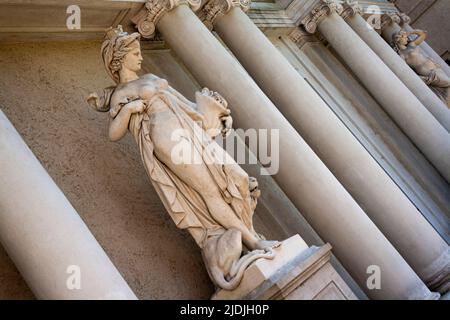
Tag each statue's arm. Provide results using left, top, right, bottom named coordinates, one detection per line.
left=195, top=90, right=233, bottom=138
left=409, top=30, right=427, bottom=46
left=109, top=99, right=146, bottom=142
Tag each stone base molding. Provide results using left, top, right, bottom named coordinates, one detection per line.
left=212, top=235, right=358, bottom=300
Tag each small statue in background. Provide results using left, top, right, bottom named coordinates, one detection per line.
left=393, top=29, right=450, bottom=108
left=87, top=26, right=279, bottom=291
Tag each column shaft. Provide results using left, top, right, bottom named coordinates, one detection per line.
left=155, top=4, right=437, bottom=299
left=317, top=12, right=450, bottom=183
left=381, top=15, right=402, bottom=43
left=345, top=13, right=450, bottom=131
left=211, top=5, right=449, bottom=294
left=0, top=111, right=137, bottom=300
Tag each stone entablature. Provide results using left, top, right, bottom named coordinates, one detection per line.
left=250, top=0, right=397, bottom=28
left=0, top=0, right=399, bottom=42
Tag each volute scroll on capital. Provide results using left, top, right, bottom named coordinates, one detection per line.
left=289, top=28, right=326, bottom=49
left=380, top=12, right=401, bottom=31
left=200, top=0, right=252, bottom=30
left=340, top=0, right=362, bottom=21
left=131, top=0, right=202, bottom=39
left=300, top=0, right=343, bottom=35
left=397, top=13, right=411, bottom=26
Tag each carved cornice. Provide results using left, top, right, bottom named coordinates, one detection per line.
left=380, top=13, right=401, bottom=31
left=397, top=12, right=411, bottom=26
left=131, top=0, right=202, bottom=39
left=340, top=0, right=362, bottom=21
left=200, top=0, right=251, bottom=30
left=300, top=0, right=343, bottom=34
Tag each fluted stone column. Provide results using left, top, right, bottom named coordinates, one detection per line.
left=131, top=1, right=440, bottom=299
left=0, top=111, right=137, bottom=300
left=301, top=0, right=450, bottom=183
left=341, top=1, right=450, bottom=132
left=197, top=0, right=450, bottom=294
left=397, top=13, right=450, bottom=78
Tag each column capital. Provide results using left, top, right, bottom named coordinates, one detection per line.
left=397, top=12, right=411, bottom=26
left=380, top=13, right=401, bottom=31
left=132, top=0, right=202, bottom=39
left=200, top=0, right=251, bottom=30
left=289, top=28, right=325, bottom=49
left=340, top=0, right=362, bottom=21
left=300, top=0, right=343, bottom=34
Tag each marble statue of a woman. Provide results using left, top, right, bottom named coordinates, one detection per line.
left=87, top=26, right=279, bottom=291
left=393, top=30, right=450, bottom=108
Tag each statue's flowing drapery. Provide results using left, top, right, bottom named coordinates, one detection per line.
left=422, top=70, right=450, bottom=108
left=111, top=89, right=257, bottom=248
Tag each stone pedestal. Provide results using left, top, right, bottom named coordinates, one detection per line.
left=212, top=235, right=357, bottom=300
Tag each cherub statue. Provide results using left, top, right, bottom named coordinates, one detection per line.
left=87, top=26, right=279, bottom=291
left=393, top=29, right=450, bottom=108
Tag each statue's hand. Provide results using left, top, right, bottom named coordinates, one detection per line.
left=124, top=99, right=147, bottom=114
left=220, top=110, right=233, bottom=137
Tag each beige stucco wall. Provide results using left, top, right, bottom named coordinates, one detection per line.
left=0, top=41, right=222, bottom=299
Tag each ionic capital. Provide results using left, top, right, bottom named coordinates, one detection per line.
left=380, top=13, right=401, bottom=31
left=340, top=0, right=362, bottom=21
left=289, top=28, right=324, bottom=49
left=132, top=0, right=202, bottom=39
left=300, top=0, right=343, bottom=34
left=200, top=0, right=251, bottom=30
left=397, top=13, right=411, bottom=26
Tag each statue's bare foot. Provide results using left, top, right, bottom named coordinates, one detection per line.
left=255, top=239, right=281, bottom=251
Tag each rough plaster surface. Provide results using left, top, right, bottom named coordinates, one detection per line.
left=0, top=41, right=222, bottom=299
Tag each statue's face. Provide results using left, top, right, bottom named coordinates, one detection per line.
left=398, top=33, right=408, bottom=46
left=122, top=40, right=143, bottom=73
